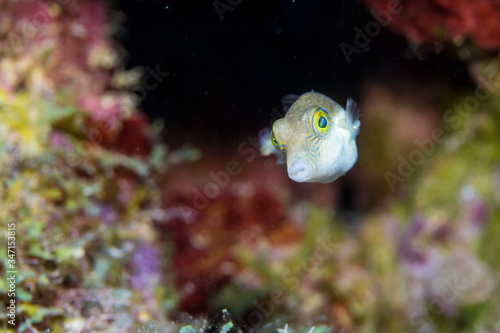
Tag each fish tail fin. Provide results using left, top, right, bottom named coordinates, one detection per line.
left=346, top=97, right=361, bottom=137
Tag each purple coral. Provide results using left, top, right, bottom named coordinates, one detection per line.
left=131, top=243, right=162, bottom=290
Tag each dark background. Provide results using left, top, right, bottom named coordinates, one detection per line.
left=114, top=0, right=473, bottom=149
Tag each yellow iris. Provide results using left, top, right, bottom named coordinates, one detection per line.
left=271, top=131, right=286, bottom=152
left=312, top=108, right=329, bottom=136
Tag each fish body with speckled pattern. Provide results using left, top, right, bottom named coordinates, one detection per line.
left=260, top=92, right=360, bottom=183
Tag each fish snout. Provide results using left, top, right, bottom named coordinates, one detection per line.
left=288, top=160, right=313, bottom=183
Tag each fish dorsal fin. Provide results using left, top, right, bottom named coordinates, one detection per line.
left=281, top=94, right=301, bottom=113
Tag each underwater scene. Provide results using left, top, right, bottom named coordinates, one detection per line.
left=1, top=0, right=500, bottom=332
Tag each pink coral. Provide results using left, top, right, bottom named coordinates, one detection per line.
left=362, top=0, right=500, bottom=50
left=0, top=0, right=153, bottom=155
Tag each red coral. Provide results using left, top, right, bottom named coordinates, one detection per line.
left=108, top=114, right=153, bottom=156
left=362, top=0, right=500, bottom=50
left=157, top=164, right=302, bottom=314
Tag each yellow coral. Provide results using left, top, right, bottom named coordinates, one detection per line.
left=0, top=88, right=74, bottom=155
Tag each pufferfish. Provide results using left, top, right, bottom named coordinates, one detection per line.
left=260, top=91, right=360, bottom=183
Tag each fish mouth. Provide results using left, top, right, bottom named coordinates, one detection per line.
left=288, top=161, right=313, bottom=183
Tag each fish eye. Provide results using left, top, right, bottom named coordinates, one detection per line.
left=271, top=131, right=279, bottom=149
left=271, top=130, right=286, bottom=152
left=312, top=108, right=329, bottom=136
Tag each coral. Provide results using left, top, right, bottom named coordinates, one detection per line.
left=0, top=0, right=190, bottom=331
left=0, top=134, right=189, bottom=330
left=1, top=0, right=500, bottom=332
left=0, top=0, right=148, bottom=156
left=158, top=173, right=303, bottom=314
left=362, top=0, right=500, bottom=50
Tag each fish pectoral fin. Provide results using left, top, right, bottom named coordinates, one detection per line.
left=276, top=153, right=286, bottom=164
left=346, top=97, right=361, bottom=126
left=353, top=119, right=361, bottom=136
left=258, top=128, right=274, bottom=156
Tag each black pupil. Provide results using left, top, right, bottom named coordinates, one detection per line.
left=271, top=133, right=277, bottom=145
left=318, top=116, right=327, bottom=128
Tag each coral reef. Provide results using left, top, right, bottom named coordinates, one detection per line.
left=0, top=0, right=148, bottom=155
left=362, top=0, right=500, bottom=50
left=0, top=0, right=185, bottom=331
left=0, top=0, right=499, bottom=332
left=159, top=171, right=302, bottom=315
